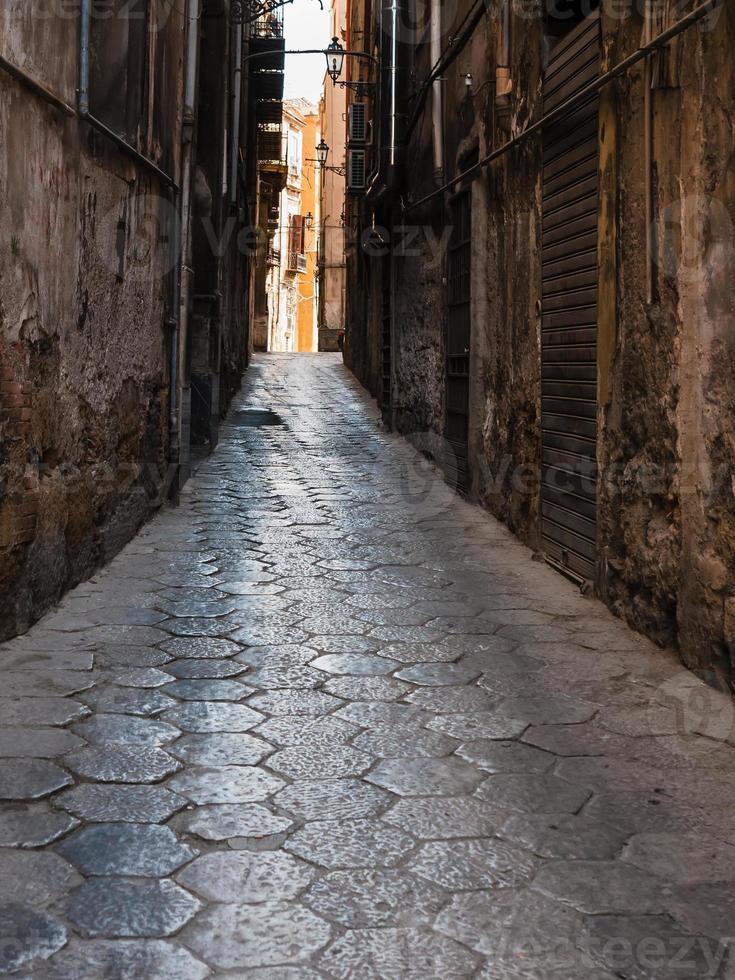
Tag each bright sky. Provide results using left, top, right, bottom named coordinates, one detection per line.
left=283, top=0, right=332, bottom=104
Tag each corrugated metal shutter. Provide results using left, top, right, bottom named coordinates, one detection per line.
left=445, top=191, right=471, bottom=491
left=541, top=11, right=601, bottom=582
left=381, top=254, right=391, bottom=411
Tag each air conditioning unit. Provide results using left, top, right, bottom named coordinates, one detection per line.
left=347, top=149, right=367, bottom=193
left=348, top=103, right=369, bottom=144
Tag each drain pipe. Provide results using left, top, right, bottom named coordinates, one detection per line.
left=230, top=20, right=243, bottom=207
left=167, top=183, right=182, bottom=500
left=176, top=0, right=202, bottom=486
left=366, top=0, right=409, bottom=208
left=644, top=0, right=655, bottom=304
left=79, top=0, right=91, bottom=116
left=430, top=0, right=444, bottom=185
left=185, top=0, right=200, bottom=121
left=495, top=0, right=512, bottom=128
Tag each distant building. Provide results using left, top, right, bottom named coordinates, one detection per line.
left=265, top=99, right=319, bottom=353
left=317, top=0, right=348, bottom=352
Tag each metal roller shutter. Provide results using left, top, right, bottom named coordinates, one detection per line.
left=541, top=11, right=601, bottom=582
left=446, top=191, right=471, bottom=491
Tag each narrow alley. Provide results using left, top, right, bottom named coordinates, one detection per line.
left=1, top=354, right=734, bottom=978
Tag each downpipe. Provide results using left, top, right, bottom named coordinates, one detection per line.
left=177, top=0, right=202, bottom=486
left=230, top=20, right=244, bottom=207
left=495, top=0, right=512, bottom=130
left=167, top=184, right=182, bottom=502
left=644, top=0, right=655, bottom=304
left=79, top=0, right=91, bottom=116
left=430, top=0, right=444, bottom=186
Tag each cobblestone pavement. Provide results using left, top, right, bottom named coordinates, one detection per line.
left=2, top=353, right=735, bottom=978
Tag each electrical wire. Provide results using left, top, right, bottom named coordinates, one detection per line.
left=404, top=0, right=725, bottom=213
left=406, top=0, right=490, bottom=137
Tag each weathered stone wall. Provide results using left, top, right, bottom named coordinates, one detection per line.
left=0, top=19, right=181, bottom=639
left=391, top=218, right=446, bottom=440
left=347, top=0, right=735, bottom=687
left=597, top=2, right=735, bottom=683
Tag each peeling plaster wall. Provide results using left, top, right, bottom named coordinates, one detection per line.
left=0, top=23, right=181, bottom=638
left=348, top=1, right=735, bottom=686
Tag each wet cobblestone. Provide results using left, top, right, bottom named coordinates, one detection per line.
left=1, top=354, right=734, bottom=977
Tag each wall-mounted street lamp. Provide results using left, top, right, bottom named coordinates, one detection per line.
left=304, top=211, right=314, bottom=229
left=242, top=45, right=377, bottom=98
left=324, top=36, right=374, bottom=96
left=326, top=37, right=346, bottom=82
left=316, top=139, right=330, bottom=166
left=308, top=141, right=346, bottom=176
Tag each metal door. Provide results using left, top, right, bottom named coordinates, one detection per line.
left=380, top=254, right=391, bottom=412
left=541, top=11, right=601, bottom=582
left=446, top=191, right=471, bottom=490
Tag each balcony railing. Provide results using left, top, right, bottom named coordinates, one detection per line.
left=251, top=5, right=285, bottom=38
left=257, top=129, right=288, bottom=168
left=287, top=252, right=307, bottom=274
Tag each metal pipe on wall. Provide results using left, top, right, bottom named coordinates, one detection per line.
left=430, top=0, right=444, bottom=185
left=366, top=0, right=410, bottom=205
left=644, top=1, right=655, bottom=304
left=171, top=0, right=203, bottom=491
left=77, top=0, right=178, bottom=189
left=185, top=0, right=201, bottom=117
left=406, top=0, right=487, bottom=139
left=79, top=0, right=91, bottom=115
left=0, top=56, right=75, bottom=115
left=178, top=0, right=202, bottom=483
left=404, top=0, right=724, bottom=213
left=230, top=21, right=243, bottom=206
left=167, top=183, right=182, bottom=499
left=495, top=0, right=512, bottom=123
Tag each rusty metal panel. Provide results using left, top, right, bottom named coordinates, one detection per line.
left=541, top=11, right=601, bottom=582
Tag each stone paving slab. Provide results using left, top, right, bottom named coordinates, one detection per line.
left=1, top=353, right=734, bottom=976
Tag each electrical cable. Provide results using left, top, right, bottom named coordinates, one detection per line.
left=406, top=0, right=490, bottom=137
left=404, top=0, right=724, bottom=213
